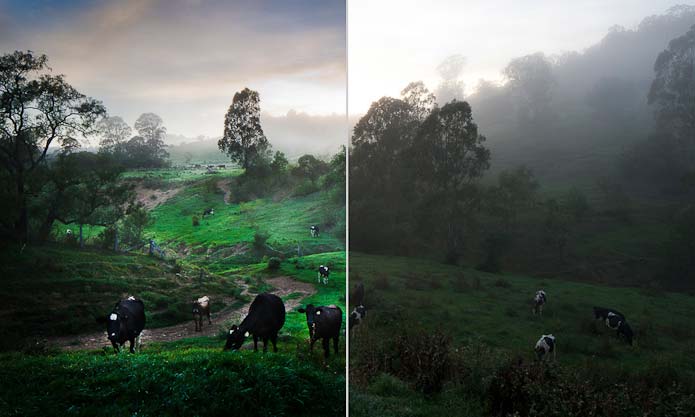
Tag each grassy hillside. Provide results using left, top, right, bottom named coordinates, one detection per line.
left=349, top=253, right=695, bottom=416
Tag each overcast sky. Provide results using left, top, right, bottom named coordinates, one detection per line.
left=348, top=0, right=686, bottom=115
left=0, top=0, right=346, bottom=138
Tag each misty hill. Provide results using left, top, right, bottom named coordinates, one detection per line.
left=465, top=5, right=695, bottom=191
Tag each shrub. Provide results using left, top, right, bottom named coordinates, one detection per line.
left=192, top=215, right=200, bottom=227
left=253, top=230, right=270, bottom=250
left=268, top=257, right=281, bottom=270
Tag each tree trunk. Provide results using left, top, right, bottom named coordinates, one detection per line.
left=113, top=228, right=119, bottom=252
left=14, top=171, right=29, bottom=243
left=37, top=216, right=56, bottom=243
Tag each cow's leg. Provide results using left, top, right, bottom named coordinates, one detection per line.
left=111, top=341, right=119, bottom=354
left=129, top=338, right=135, bottom=354
left=322, top=338, right=330, bottom=359
left=262, top=337, right=269, bottom=353
left=540, top=305, right=543, bottom=316
left=207, top=311, right=212, bottom=324
left=253, top=334, right=259, bottom=351
left=333, top=335, right=340, bottom=355
left=310, top=336, right=316, bottom=352
left=271, top=334, right=278, bottom=352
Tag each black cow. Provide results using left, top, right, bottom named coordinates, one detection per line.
left=217, top=164, right=226, bottom=169
left=318, top=265, right=329, bottom=285
left=297, top=304, right=342, bottom=358
left=225, top=293, right=286, bottom=352
left=203, top=208, right=214, bottom=216
left=532, top=290, right=547, bottom=315
left=310, top=225, right=320, bottom=237
left=351, top=282, right=365, bottom=307
left=593, top=307, right=633, bottom=345
left=349, top=305, right=366, bottom=330
left=97, top=296, right=146, bottom=353
left=192, top=296, right=211, bottom=332
left=534, top=334, right=556, bottom=360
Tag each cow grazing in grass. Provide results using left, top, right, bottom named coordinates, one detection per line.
left=192, top=296, right=211, bottom=331
left=318, top=265, right=329, bottom=284
left=310, top=225, right=320, bottom=237
left=225, top=293, right=286, bottom=352
left=202, top=208, right=214, bottom=216
left=532, top=290, right=547, bottom=315
left=97, top=296, right=146, bottom=353
left=534, top=334, right=556, bottom=360
left=217, top=164, right=226, bottom=169
left=593, top=307, right=633, bottom=345
left=351, top=282, right=365, bottom=307
left=349, top=305, right=366, bottom=331
left=297, top=304, right=342, bottom=358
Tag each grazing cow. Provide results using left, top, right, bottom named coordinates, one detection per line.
left=217, top=164, right=226, bottom=168
left=349, top=305, right=366, bottom=330
left=96, top=296, right=146, bottom=353
left=225, top=293, right=286, bottom=352
left=532, top=290, right=547, bottom=315
left=318, top=265, right=330, bottom=285
left=351, top=282, right=365, bottom=307
left=310, top=225, right=320, bottom=237
left=192, top=296, right=211, bottom=332
left=593, top=307, right=633, bottom=345
left=297, top=304, right=342, bottom=358
left=202, top=208, right=214, bottom=216
left=66, top=229, right=73, bottom=236
left=534, top=334, right=556, bottom=360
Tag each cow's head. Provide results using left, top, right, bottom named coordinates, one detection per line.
left=97, top=312, right=127, bottom=343
left=224, top=325, right=248, bottom=351
left=297, top=304, right=319, bottom=338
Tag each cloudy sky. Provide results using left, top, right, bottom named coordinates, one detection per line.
left=0, top=0, right=346, bottom=139
left=348, top=0, right=685, bottom=115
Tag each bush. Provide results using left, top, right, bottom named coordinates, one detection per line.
left=268, top=257, right=281, bottom=270
left=192, top=215, right=200, bottom=227
left=253, top=230, right=270, bottom=250
left=293, top=180, right=320, bottom=197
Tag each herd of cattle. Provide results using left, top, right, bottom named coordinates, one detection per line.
left=98, top=291, right=343, bottom=358
left=531, top=289, right=635, bottom=360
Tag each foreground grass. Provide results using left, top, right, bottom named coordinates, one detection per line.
left=349, top=253, right=695, bottom=416
left=0, top=348, right=344, bottom=417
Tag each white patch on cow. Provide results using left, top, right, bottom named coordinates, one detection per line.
left=316, top=310, right=321, bottom=315
left=127, top=296, right=135, bottom=301
left=229, top=329, right=234, bottom=334
left=111, top=333, right=116, bottom=336
left=244, top=332, right=250, bottom=337
left=109, top=313, right=118, bottom=321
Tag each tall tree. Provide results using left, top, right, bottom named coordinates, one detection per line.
left=503, top=52, right=555, bottom=124
left=648, top=25, right=695, bottom=153
left=401, top=81, right=436, bottom=121
left=0, top=51, right=105, bottom=242
left=219, top=88, right=269, bottom=170
left=134, top=112, right=169, bottom=161
left=97, top=116, right=131, bottom=152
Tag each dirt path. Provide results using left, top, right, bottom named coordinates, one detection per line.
left=217, top=179, right=232, bottom=205
left=135, top=185, right=183, bottom=210
left=49, top=276, right=315, bottom=351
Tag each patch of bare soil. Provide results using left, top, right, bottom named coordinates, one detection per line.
left=217, top=179, right=233, bottom=204
left=48, top=276, right=315, bottom=352
left=135, top=185, right=182, bottom=210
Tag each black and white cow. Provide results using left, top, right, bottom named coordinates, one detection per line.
left=310, top=225, right=320, bottom=238
left=202, top=208, right=214, bottom=216
left=532, top=290, right=547, bottom=315
left=349, top=305, right=366, bottom=331
left=192, top=296, right=211, bottom=332
left=97, top=296, right=146, bottom=353
left=297, top=304, right=342, bottom=358
left=593, top=306, right=633, bottom=345
left=225, top=293, right=286, bottom=352
left=534, top=334, right=556, bottom=360
left=318, top=265, right=330, bottom=285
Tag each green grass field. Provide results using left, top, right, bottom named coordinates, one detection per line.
left=349, top=253, right=695, bottom=416
left=1, top=166, right=346, bottom=416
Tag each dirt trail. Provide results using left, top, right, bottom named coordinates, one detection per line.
left=49, top=276, right=315, bottom=351
left=217, top=179, right=232, bottom=204
left=135, top=185, right=183, bottom=210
